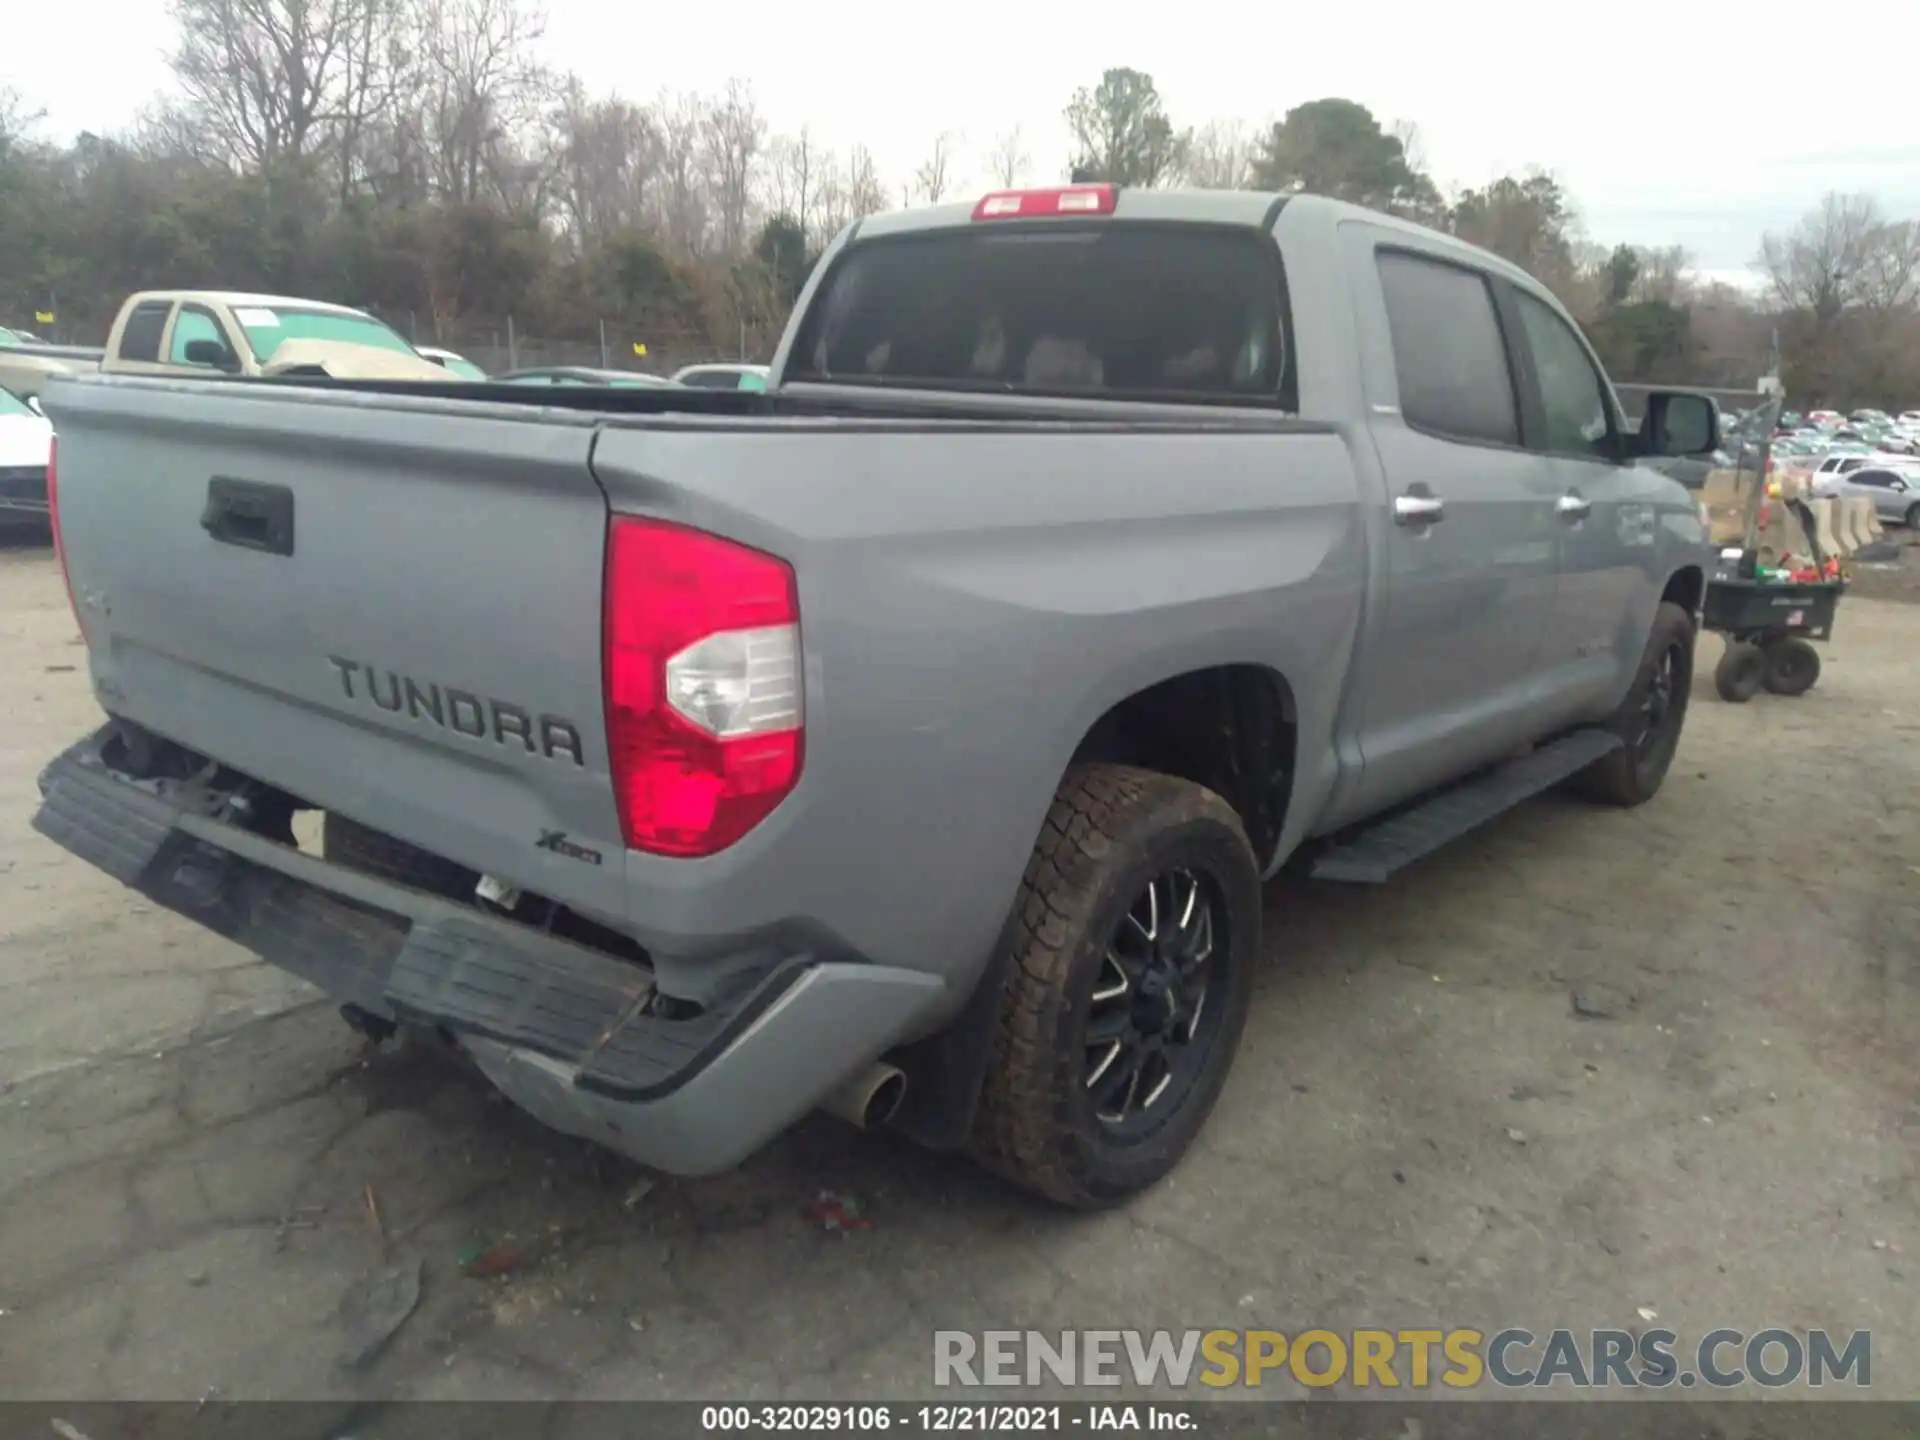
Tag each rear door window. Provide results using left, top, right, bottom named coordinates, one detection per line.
left=117, top=302, right=172, bottom=363
left=787, top=224, right=1291, bottom=405
left=1375, top=250, right=1519, bottom=446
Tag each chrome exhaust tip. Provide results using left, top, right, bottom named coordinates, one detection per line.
left=822, top=1062, right=907, bottom=1131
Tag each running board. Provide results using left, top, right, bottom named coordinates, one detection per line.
left=1309, top=729, right=1625, bottom=884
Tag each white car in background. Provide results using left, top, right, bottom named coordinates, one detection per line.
left=670, top=362, right=770, bottom=391
left=0, top=383, right=54, bottom=526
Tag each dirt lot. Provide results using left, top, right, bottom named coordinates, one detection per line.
left=0, top=534, right=1915, bottom=1406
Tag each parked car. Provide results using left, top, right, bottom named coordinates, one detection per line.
left=671, top=362, right=770, bottom=391
left=94, top=291, right=449, bottom=383
left=33, top=185, right=1719, bottom=1207
left=496, top=366, right=679, bottom=387
left=0, top=340, right=105, bottom=403
left=1815, top=464, right=1920, bottom=527
left=0, top=383, right=52, bottom=526
left=415, top=346, right=489, bottom=381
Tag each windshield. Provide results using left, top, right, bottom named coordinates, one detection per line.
left=787, top=224, right=1290, bottom=405
left=0, top=328, right=19, bottom=346
left=232, top=306, right=417, bottom=363
left=0, top=386, right=33, bottom=417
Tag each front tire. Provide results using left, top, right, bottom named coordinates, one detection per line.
left=968, top=764, right=1260, bottom=1209
left=1905, top=502, right=1920, bottom=529
left=1570, top=601, right=1695, bottom=806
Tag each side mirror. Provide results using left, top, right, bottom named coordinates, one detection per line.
left=184, top=338, right=239, bottom=371
left=1640, top=391, right=1719, bottom=458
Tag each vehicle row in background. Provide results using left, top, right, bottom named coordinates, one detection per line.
left=10, top=297, right=772, bottom=395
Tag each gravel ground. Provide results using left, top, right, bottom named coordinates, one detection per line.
left=0, top=533, right=1915, bottom=1409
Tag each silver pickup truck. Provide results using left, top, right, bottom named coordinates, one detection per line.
left=32, top=187, right=1718, bottom=1207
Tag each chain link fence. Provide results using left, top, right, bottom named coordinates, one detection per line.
left=366, top=310, right=775, bottom=379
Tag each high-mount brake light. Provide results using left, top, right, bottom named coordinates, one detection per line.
left=602, top=517, right=803, bottom=858
left=970, top=185, right=1117, bottom=221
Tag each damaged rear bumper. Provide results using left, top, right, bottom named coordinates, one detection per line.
left=31, top=728, right=946, bottom=1175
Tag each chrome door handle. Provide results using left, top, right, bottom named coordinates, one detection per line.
left=1393, top=493, right=1446, bottom=525
left=1557, top=493, right=1592, bottom=520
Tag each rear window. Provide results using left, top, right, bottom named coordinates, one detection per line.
left=787, top=225, right=1291, bottom=405
left=117, top=302, right=171, bottom=362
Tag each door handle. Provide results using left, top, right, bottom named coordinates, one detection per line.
left=1393, top=493, right=1445, bottom=525
left=202, top=476, right=296, bottom=556
left=1556, top=493, right=1592, bottom=521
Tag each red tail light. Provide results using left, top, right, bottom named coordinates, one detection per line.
left=603, top=517, right=803, bottom=858
left=972, top=185, right=1116, bottom=221
left=45, top=435, right=88, bottom=645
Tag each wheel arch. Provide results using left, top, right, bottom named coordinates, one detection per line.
left=1661, top=563, right=1706, bottom=622
left=887, top=661, right=1296, bottom=1154
left=1066, top=663, right=1299, bottom=873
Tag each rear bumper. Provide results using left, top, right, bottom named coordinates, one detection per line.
left=31, top=728, right=947, bottom=1175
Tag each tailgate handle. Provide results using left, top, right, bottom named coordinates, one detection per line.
left=201, top=477, right=295, bottom=557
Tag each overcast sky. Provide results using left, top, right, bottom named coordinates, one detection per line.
left=12, top=0, right=1920, bottom=282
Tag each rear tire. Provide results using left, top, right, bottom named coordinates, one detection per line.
left=967, top=764, right=1260, bottom=1209
left=1762, top=637, right=1820, bottom=697
left=1905, top=503, right=1920, bottom=530
left=1569, top=601, right=1695, bottom=807
left=1714, top=642, right=1766, bottom=703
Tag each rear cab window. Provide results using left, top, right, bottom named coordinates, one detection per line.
left=787, top=223, right=1293, bottom=406
left=116, top=301, right=173, bottom=363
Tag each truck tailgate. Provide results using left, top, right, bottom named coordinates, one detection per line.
left=43, top=378, right=628, bottom=921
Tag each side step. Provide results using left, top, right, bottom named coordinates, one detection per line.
left=1309, top=728, right=1624, bottom=884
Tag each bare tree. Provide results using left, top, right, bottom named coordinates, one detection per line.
left=167, top=0, right=373, bottom=171
left=553, top=76, right=659, bottom=243
left=1631, top=244, right=1693, bottom=304
left=1858, top=218, right=1920, bottom=314
left=411, top=0, right=549, bottom=207
left=1182, top=119, right=1251, bottom=189
left=986, top=126, right=1027, bottom=188
left=810, top=150, right=847, bottom=239
left=842, top=145, right=889, bottom=219
left=913, top=131, right=957, bottom=203
left=653, top=90, right=710, bottom=256
left=765, top=126, right=819, bottom=247
left=1388, top=119, right=1427, bottom=176
left=701, top=79, right=764, bottom=256
left=0, top=87, right=47, bottom=161
left=332, top=0, right=411, bottom=202
left=1758, top=192, right=1885, bottom=324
